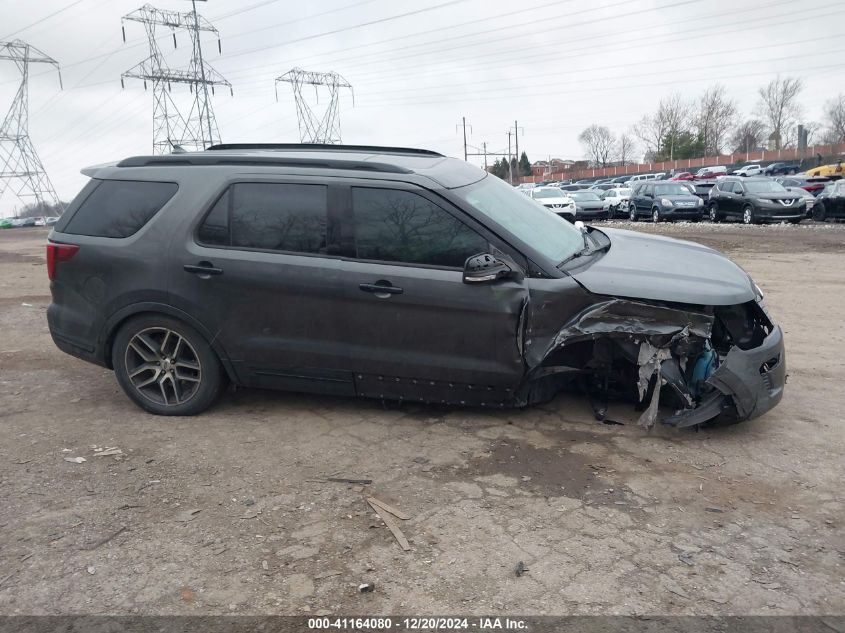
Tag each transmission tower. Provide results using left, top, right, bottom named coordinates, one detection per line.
left=0, top=40, right=62, bottom=211
left=275, top=68, right=353, bottom=144
left=121, top=2, right=231, bottom=154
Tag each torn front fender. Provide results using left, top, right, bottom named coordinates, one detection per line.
left=548, top=299, right=713, bottom=349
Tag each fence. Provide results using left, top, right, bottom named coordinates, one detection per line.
left=518, top=142, right=845, bottom=183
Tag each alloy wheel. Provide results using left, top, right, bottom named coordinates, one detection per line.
left=743, top=207, right=753, bottom=225
left=124, top=327, right=202, bottom=406
left=629, top=205, right=637, bottom=222
left=652, top=209, right=660, bottom=223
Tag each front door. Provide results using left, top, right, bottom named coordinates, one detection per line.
left=336, top=184, right=528, bottom=405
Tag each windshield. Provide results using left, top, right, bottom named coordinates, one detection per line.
left=569, top=192, right=600, bottom=201
left=745, top=180, right=786, bottom=193
left=453, top=175, right=584, bottom=264
left=654, top=184, right=693, bottom=196
left=534, top=188, right=564, bottom=199
left=615, top=188, right=632, bottom=196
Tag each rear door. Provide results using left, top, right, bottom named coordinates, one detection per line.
left=169, top=177, right=355, bottom=395
left=334, top=182, right=528, bottom=404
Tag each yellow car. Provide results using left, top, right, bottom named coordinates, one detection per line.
left=804, top=162, right=844, bottom=178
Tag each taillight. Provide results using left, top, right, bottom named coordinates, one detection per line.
left=46, top=243, right=79, bottom=280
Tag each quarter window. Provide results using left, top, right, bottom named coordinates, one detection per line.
left=352, top=187, right=488, bottom=268
left=62, top=179, right=177, bottom=238
left=197, top=183, right=329, bottom=254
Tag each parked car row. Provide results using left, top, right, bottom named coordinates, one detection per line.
left=0, top=216, right=59, bottom=228
left=519, top=174, right=845, bottom=225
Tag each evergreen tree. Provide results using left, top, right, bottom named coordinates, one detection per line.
left=518, top=151, right=531, bottom=176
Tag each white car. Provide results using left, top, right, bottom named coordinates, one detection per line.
left=529, top=186, right=576, bottom=220
left=516, top=183, right=536, bottom=195
left=734, top=164, right=763, bottom=177
left=600, top=188, right=632, bottom=217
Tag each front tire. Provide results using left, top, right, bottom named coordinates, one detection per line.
left=112, top=315, right=223, bottom=416
left=652, top=207, right=661, bottom=223
left=742, top=205, right=756, bottom=225
left=813, top=202, right=826, bottom=222
left=629, top=204, right=638, bottom=222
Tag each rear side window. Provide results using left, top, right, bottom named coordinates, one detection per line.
left=63, top=179, right=177, bottom=238
left=352, top=187, right=487, bottom=268
left=197, top=183, right=328, bottom=255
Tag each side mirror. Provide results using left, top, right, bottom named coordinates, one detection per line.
left=463, top=253, right=512, bottom=284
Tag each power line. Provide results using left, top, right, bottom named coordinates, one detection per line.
left=216, top=0, right=470, bottom=62
left=0, top=0, right=87, bottom=41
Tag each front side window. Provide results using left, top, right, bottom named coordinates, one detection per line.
left=352, top=187, right=488, bottom=268
left=63, top=179, right=177, bottom=238
left=197, top=183, right=328, bottom=254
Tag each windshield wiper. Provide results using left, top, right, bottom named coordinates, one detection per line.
left=558, top=230, right=609, bottom=268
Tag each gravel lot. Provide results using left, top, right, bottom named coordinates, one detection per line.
left=0, top=223, right=843, bottom=616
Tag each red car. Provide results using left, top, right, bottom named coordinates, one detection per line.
left=671, top=172, right=694, bottom=181
left=694, top=166, right=727, bottom=180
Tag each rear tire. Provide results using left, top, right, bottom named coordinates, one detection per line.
left=708, top=203, right=722, bottom=223
left=112, top=315, right=223, bottom=416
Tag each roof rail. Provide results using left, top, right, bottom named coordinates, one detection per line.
left=115, top=155, right=413, bottom=173
left=206, top=143, right=443, bottom=157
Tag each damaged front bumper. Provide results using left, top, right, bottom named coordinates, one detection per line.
left=520, top=297, right=786, bottom=428
left=664, top=324, right=785, bottom=428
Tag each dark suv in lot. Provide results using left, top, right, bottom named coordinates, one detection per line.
left=628, top=181, right=704, bottom=222
left=47, top=144, right=784, bottom=429
left=708, top=176, right=805, bottom=224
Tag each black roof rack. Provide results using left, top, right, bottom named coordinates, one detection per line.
left=116, top=154, right=413, bottom=173
left=206, top=143, right=443, bottom=157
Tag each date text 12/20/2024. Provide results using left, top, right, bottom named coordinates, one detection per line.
left=308, top=617, right=528, bottom=630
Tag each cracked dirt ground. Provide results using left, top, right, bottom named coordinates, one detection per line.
left=0, top=224, right=842, bottom=615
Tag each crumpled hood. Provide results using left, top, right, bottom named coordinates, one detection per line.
left=570, top=227, right=756, bottom=306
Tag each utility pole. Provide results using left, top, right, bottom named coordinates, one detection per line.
left=482, top=142, right=487, bottom=170
left=455, top=117, right=472, bottom=161
left=121, top=2, right=231, bottom=153
left=509, top=120, right=524, bottom=174
left=506, top=130, right=513, bottom=184
left=276, top=68, right=353, bottom=144
left=0, top=40, right=63, bottom=211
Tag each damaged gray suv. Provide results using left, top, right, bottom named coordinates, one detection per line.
left=47, top=144, right=785, bottom=427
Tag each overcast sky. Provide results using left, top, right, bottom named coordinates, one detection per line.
left=0, top=0, right=842, bottom=212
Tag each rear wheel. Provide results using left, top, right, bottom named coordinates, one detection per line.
left=708, top=203, right=722, bottom=223
left=629, top=204, right=638, bottom=222
left=112, top=315, right=224, bottom=416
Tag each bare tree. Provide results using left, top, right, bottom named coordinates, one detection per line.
left=633, top=114, right=666, bottom=158
left=694, top=85, right=737, bottom=156
left=578, top=124, right=616, bottom=167
left=731, top=119, right=767, bottom=153
left=658, top=93, right=692, bottom=161
left=822, top=94, right=845, bottom=144
left=756, top=76, right=803, bottom=150
left=616, top=133, right=637, bottom=166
